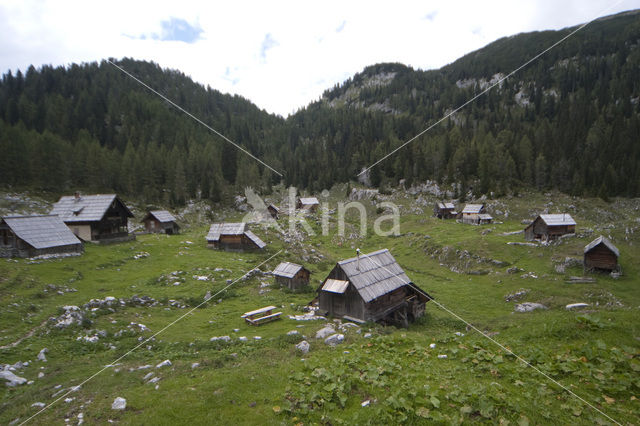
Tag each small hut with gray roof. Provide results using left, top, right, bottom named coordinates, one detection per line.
left=318, top=249, right=431, bottom=327
left=584, top=236, right=620, bottom=273
left=50, top=193, right=134, bottom=242
left=206, top=223, right=266, bottom=251
left=273, top=262, right=310, bottom=290
left=524, top=214, right=576, bottom=241
left=0, top=215, right=83, bottom=258
left=142, top=210, right=180, bottom=234
left=434, top=202, right=457, bottom=219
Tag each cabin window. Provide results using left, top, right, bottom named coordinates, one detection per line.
left=1, top=230, right=8, bottom=246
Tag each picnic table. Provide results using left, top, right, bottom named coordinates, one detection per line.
left=241, top=305, right=282, bottom=326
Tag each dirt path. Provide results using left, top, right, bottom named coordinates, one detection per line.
left=0, top=319, right=48, bottom=350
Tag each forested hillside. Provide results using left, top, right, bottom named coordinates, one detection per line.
left=1, top=10, right=639, bottom=202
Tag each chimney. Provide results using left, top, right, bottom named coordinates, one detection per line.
left=356, top=248, right=361, bottom=271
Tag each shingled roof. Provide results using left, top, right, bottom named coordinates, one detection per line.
left=584, top=236, right=619, bottom=257
left=51, top=194, right=133, bottom=223
left=299, top=197, right=319, bottom=206
left=539, top=214, right=576, bottom=226
left=1, top=215, right=82, bottom=249
left=206, top=223, right=266, bottom=249
left=144, top=210, right=177, bottom=223
left=437, top=202, right=455, bottom=209
left=462, top=204, right=484, bottom=214
left=273, top=262, right=306, bottom=278
left=333, top=249, right=417, bottom=303
left=206, top=223, right=247, bottom=241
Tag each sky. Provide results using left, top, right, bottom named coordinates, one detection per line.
left=1, top=0, right=639, bottom=117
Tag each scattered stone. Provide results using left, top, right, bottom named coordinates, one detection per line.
left=148, top=377, right=160, bottom=384
left=361, top=400, right=371, bottom=407
left=429, top=343, right=436, bottom=349
left=191, top=363, right=200, bottom=369
left=507, top=242, right=537, bottom=247
left=315, top=325, right=335, bottom=339
left=143, top=372, right=154, bottom=381
left=210, top=336, right=231, bottom=342
left=64, top=397, right=74, bottom=403
left=204, top=291, right=211, bottom=301
left=37, top=348, right=48, bottom=362
left=437, top=354, right=448, bottom=359
left=253, top=336, right=262, bottom=340
left=295, top=340, right=310, bottom=354
left=31, top=402, right=46, bottom=408
left=566, top=303, right=589, bottom=310
left=111, top=397, right=126, bottom=410
left=289, top=313, right=326, bottom=321
left=455, top=332, right=464, bottom=337
left=52, top=305, right=85, bottom=328
left=514, top=302, right=547, bottom=313
left=363, top=333, right=372, bottom=339
left=155, top=359, right=172, bottom=369
left=506, top=267, right=521, bottom=274
left=38, top=372, right=44, bottom=379
left=324, top=333, right=345, bottom=346
left=566, top=276, right=596, bottom=284
left=238, top=336, right=248, bottom=342
left=504, top=289, right=529, bottom=302
left=286, top=330, right=299, bottom=336
left=0, top=370, right=27, bottom=387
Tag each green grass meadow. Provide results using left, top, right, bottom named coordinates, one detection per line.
left=1, top=191, right=639, bottom=424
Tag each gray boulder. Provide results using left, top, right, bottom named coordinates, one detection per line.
left=566, top=303, right=589, bottom=310
left=315, top=325, right=335, bottom=339
left=111, top=397, right=126, bottom=410
left=514, top=302, right=547, bottom=313
left=295, top=340, right=310, bottom=354
left=0, top=370, right=27, bottom=387
left=324, top=333, right=345, bottom=346
left=37, top=348, right=48, bottom=362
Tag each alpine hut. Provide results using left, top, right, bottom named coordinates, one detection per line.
left=273, top=262, right=310, bottom=290
left=206, top=223, right=266, bottom=251
left=0, top=215, right=83, bottom=258
left=50, top=193, right=134, bottom=242
left=318, top=249, right=431, bottom=327
left=524, top=214, right=576, bottom=241
left=461, top=204, right=492, bottom=224
left=584, top=236, right=620, bottom=273
left=434, top=202, right=457, bottom=219
left=142, top=210, right=180, bottom=234
left=297, top=197, right=320, bottom=212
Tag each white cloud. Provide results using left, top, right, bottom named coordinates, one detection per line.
left=0, top=0, right=639, bottom=116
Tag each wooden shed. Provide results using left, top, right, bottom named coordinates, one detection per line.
left=267, top=204, right=279, bottom=220
left=50, top=193, right=134, bottom=243
left=206, top=223, right=266, bottom=251
left=584, top=236, right=619, bottom=273
left=524, top=214, right=576, bottom=241
left=434, top=202, right=457, bottom=219
left=273, top=262, right=310, bottom=290
left=461, top=204, right=491, bottom=224
left=142, top=210, right=180, bottom=234
left=318, top=249, right=431, bottom=327
left=0, top=215, right=83, bottom=258
left=297, top=197, right=320, bottom=212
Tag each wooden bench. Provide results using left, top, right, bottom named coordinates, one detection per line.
left=241, top=305, right=282, bottom=326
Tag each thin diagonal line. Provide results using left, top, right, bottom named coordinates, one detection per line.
left=20, top=249, right=283, bottom=425
left=107, top=60, right=283, bottom=177
left=355, top=250, right=620, bottom=425
left=358, top=0, right=625, bottom=177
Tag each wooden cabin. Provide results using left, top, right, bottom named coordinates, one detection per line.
left=584, top=236, right=619, bottom=273
left=142, top=210, right=180, bottom=234
left=461, top=204, right=491, bottom=224
left=50, top=193, right=134, bottom=243
left=273, top=262, right=310, bottom=290
left=434, top=202, right=457, bottom=219
left=267, top=204, right=279, bottom=220
left=206, top=223, right=266, bottom=251
left=297, top=197, right=320, bottom=212
left=318, top=249, right=431, bottom=327
left=524, top=214, right=576, bottom=241
left=0, top=215, right=83, bottom=258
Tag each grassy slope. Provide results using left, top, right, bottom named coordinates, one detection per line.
left=1, top=191, right=639, bottom=425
